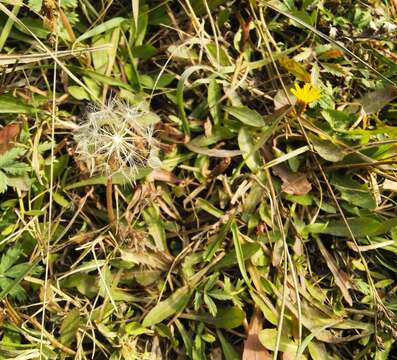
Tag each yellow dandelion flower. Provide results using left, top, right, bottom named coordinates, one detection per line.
left=290, top=83, right=322, bottom=104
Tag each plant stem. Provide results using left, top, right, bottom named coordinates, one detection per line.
left=0, top=5, right=21, bottom=52
left=106, top=176, right=115, bottom=228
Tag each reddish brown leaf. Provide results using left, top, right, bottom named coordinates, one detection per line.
left=262, top=144, right=311, bottom=196
left=272, top=165, right=312, bottom=196
left=150, top=169, right=181, bottom=184
left=242, top=308, right=271, bottom=360
left=0, top=124, right=20, bottom=154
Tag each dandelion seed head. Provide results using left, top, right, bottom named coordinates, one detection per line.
left=73, top=99, right=160, bottom=180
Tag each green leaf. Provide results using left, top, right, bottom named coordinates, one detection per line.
left=28, top=0, right=42, bottom=12
left=53, top=192, right=70, bottom=208
left=142, top=206, right=167, bottom=251
left=61, top=274, right=98, bottom=298
left=238, top=127, right=262, bottom=172
left=64, top=167, right=152, bottom=190
left=76, top=17, right=128, bottom=43
left=216, top=330, right=240, bottom=360
left=68, top=86, right=90, bottom=100
left=321, top=109, right=354, bottom=131
left=313, top=217, right=380, bottom=237
left=2, top=162, right=30, bottom=176
left=60, top=309, right=80, bottom=346
left=211, top=243, right=260, bottom=272
left=211, top=306, right=245, bottom=329
left=0, top=244, right=23, bottom=274
left=231, top=221, right=251, bottom=287
left=0, top=148, right=24, bottom=168
left=142, top=286, right=192, bottom=327
left=224, top=106, right=265, bottom=127
left=310, top=135, right=345, bottom=162
left=258, top=328, right=299, bottom=353
left=208, top=79, right=221, bottom=126
left=0, top=171, right=7, bottom=194
left=0, top=95, right=37, bottom=114
left=331, top=174, right=376, bottom=209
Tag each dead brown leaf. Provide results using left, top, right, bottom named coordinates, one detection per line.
left=262, top=144, right=311, bottom=195
left=272, top=165, right=312, bottom=195
left=0, top=124, right=20, bottom=154
left=150, top=169, right=181, bottom=183
left=242, top=307, right=271, bottom=360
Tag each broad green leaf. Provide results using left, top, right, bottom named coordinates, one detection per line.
left=0, top=95, right=36, bottom=114
left=258, top=328, right=300, bottom=353
left=142, top=286, right=192, bottom=327
left=312, top=217, right=381, bottom=237
left=60, top=309, right=80, bottom=346
left=196, top=198, right=224, bottom=218
left=211, top=306, right=245, bottom=329
left=68, top=85, right=90, bottom=100
left=61, top=274, right=98, bottom=298
left=331, top=174, right=376, bottom=210
left=53, top=192, right=70, bottom=207
left=310, top=136, right=345, bottom=162
left=224, top=106, right=265, bottom=127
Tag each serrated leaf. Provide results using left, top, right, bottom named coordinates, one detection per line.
left=0, top=148, right=24, bottom=168
left=0, top=171, right=7, bottom=193
left=2, top=162, right=30, bottom=175
left=0, top=244, right=23, bottom=274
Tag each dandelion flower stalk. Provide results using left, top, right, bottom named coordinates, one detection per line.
left=73, top=99, right=160, bottom=229
left=106, top=176, right=115, bottom=227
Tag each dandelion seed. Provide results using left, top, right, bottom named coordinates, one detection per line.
left=73, top=99, right=160, bottom=181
